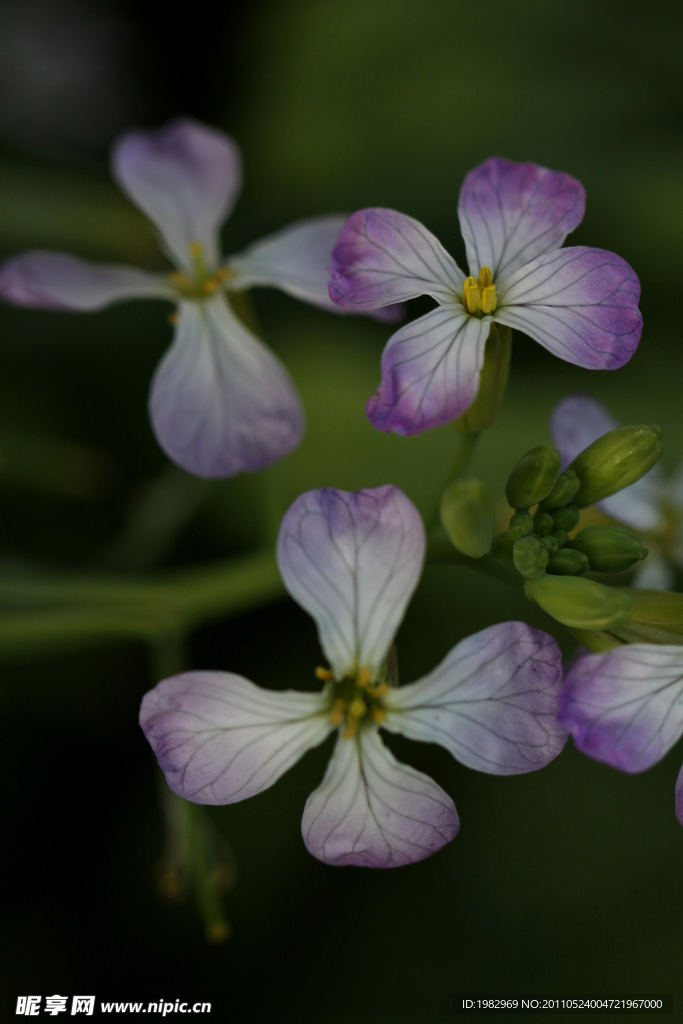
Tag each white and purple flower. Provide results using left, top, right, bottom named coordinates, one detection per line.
left=328, top=157, right=642, bottom=435
left=0, top=118, right=355, bottom=478
left=559, top=644, right=683, bottom=827
left=140, top=485, right=566, bottom=867
left=551, top=394, right=683, bottom=589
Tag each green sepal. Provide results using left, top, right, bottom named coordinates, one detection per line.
left=524, top=574, right=632, bottom=629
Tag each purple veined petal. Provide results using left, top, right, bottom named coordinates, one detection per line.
left=112, top=118, right=242, bottom=271
left=383, top=622, right=566, bottom=775
left=149, top=296, right=305, bottom=478
left=676, top=762, right=683, bottom=827
left=494, top=246, right=642, bottom=370
left=366, top=305, right=491, bottom=435
left=458, top=156, right=585, bottom=282
left=140, top=671, right=333, bottom=804
left=558, top=645, right=683, bottom=773
left=328, top=208, right=464, bottom=310
left=277, top=486, right=425, bottom=679
left=0, top=251, right=174, bottom=310
left=302, top=728, right=459, bottom=867
left=550, top=393, right=662, bottom=530
left=228, top=215, right=349, bottom=310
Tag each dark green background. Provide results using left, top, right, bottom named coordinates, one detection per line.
left=0, top=1, right=681, bottom=1021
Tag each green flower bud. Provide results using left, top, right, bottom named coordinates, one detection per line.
left=538, top=469, right=581, bottom=510
left=439, top=477, right=493, bottom=558
left=568, top=425, right=663, bottom=508
left=524, top=575, right=632, bottom=629
left=547, top=548, right=590, bottom=576
left=569, top=525, right=648, bottom=573
left=551, top=528, right=570, bottom=548
left=540, top=534, right=559, bottom=556
left=508, top=511, right=534, bottom=542
left=505, top=445, right=562, bottom=510
left=551, top=504, right=580, bottom=532
left=533, top=511, right=554, bottom=537
left=513, top=535, right=550, bottom=579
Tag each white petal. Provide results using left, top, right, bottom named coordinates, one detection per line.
left=228, top=215, right=348, bottom=309
left=0, top=251, right=173, bottom=310
left=302, top=729, right=459, bottom=867
left=383, top=622, right=565, bottom=774
left=140, top=671, right=332, bottom=804
left=277, top=487, right=425, bottom=678
left=112, top=118, right=241, bottom=270
left=149, top=297, right=304, bottom=478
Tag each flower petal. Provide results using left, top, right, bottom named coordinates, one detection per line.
left=149, top=296, right=304, bottom=478
left=302, top=729, right=459, bottom=867
left=140, top=671, right=333, bottom=804
left=494, top=246, right=642, bottom=370
left=458, top=156, right=585, bottom=281
left=328, top=208, right=463, bottom=309
left=0, top=251, right=173, bottom=310
left=112, top=118, right=241, bottom=270
left=550, top=394, right=662, bottom=530
left=366, top=305, right=491, bottom=434
left=228, top=215, right=349, bottom=309
left=277, top=486, right=425, bottom=678
left=558, top=645, right=683, bottom=772
left=676, top=763, right=683, bottom=827
left=383, top=622, right=565, bottom=774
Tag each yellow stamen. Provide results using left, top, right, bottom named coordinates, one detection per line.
left=315, top=666, right=335, bottom=681
left=348, top=697, right=367, bottom=719
left=478, top=266, right=493, bottom=288
left=342, top=717, right=360, bottom=739
left=481, top=284, right=497, bottom=314
left=462, top=276, right=481, bottom=314
left=462, top=266, right=497, bottom=316
left=356, top=667, right=372, bottom=689
left=369, top=681, right=390, bottom=698
left=329, top=699, right=346, bottom=726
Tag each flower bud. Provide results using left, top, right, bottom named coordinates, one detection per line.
left=508, top=511, right=534, bottom=542
left=505, top=445, right=562, bottom=510
left=547, top=548, right=590, bottom=576
left=538, top=469, right=581, bottom=510
left=439, top=477, right=493, bottom=558
left=569, top=525, right=648, bottom=573
left=532, top=511, right=554, bottom=537
left=550, top=504, right=580, bottom=532
left=524, top=574, right=632, bottom=629
left=568, top=425, right=663, bottom=508
left=513, top=535, right=550, bottom=579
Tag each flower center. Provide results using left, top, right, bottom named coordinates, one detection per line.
left=168, top=240, right=232, bottom=300
left=462, top=266, right=497, bottom=316
left=315, top=666, right=389, bottom=739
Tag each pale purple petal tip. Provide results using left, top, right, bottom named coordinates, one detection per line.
left=0, top=251, right=173, bottom=310
left=112, top=118, right=242, bottom=270
left=495, top=246, right=642, bottom=370
left=302, top=730, right=459, bottom=867
left=140, top=671, right=331, bottom=804
left=328, top=208, right=463, bottom=310
left=384, top=622, right=566, bottom=774
left=277, top=486, right=425, bottom=678
left=366, top=306, right=491, bottom=435
left=150, top=297, right=304, bottom=478
left=458, top=156, right=586, bottom=281
left=559, top=645, right=683, bottom=773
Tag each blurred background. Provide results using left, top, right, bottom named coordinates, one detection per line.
left=1, top=1, right=681, bottom=1020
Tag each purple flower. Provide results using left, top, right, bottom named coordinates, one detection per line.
left=140, top=485, right=565, bottom=867
left=0, top=118, right=354, bottom=478
left=551, top=394, right=683, bottom=589
left=329, top=157, right=642, bottom=435
left=559, top=644, right=683, bottom=827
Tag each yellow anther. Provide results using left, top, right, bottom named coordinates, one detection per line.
left=481, top=284, right=497, bottom=313
left=202, top=280, right=219, bottom=295
left=369, top=707, right=386, bottom=724
left=315, top=666, right=335, bottom=681
left=215, top=268, right=232, bottom=281
left=369, top=681, right=390, bottom=698
left=348, top=697, right=367, bottom=719
left=168, top=271, right=189, bottom=286
left=342, top=719, right=359, bottom=739
left=478, top=266, right=493, bottom=288
left=356, top=667, right=372, bottom=689
left=463, top=276, right=481, bottom=314
left=329, top=699, right=346, bottom=726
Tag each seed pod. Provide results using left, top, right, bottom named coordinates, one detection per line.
left=569, top=425, right=663, bottom=508
left=505, top=445, right=562, bottom=510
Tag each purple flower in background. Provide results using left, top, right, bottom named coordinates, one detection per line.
left=140, top=485, right=565, bottom=867
left=0, top=118, right=354, bottom=478
left=551, top=394, right=683, bottom=589
left=329, top=157, right=642, bottom=435
left=559, top=645, right=683, bottom=827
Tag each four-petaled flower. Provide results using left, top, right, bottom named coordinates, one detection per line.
left=140, top=485, right=565, bottom=867
left=551, top=393, right=683, bottom=590
left=0, top=118, right=355, bottom=478
left=328, top=157, right=643, bottom=435
left=559, top=644, right=683, bottom=827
